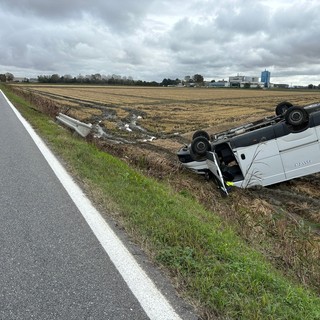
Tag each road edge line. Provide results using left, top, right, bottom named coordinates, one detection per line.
left=1, top=90, right=182, bottom=320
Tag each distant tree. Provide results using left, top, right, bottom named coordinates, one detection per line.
left=50, top=74, right=60, bottom=83
left=148, top=81, right=159, bottom=86
left=76, top=74, right=84, bottom=83
left=193, top=74, right=204, bottom=85
left=126, top=76, right=134, bottom=85
left=38, top=75, right=51, bottom=83
left=160, top=78, right=179, bottom=86
left=0, top=74, right=6, bottom=82
left=63, top=74, right=73, bottom=83
left=161, top=78, right=169, bottom=86
left=308, top=84, right=314, bottom=89
left=92, top=73, right=102, bottom=83
left=135, top=80, right=144, bottom=86
left=5, top=72, right=14, bottom=81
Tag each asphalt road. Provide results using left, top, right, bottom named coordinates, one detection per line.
left=0, top=92, right=195, bottom=320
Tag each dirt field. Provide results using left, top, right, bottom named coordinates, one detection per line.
left=12, top=84, right=320, bottom=294
left=15, top=85, right=320, bottom=136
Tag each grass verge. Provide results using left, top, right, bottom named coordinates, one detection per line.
left=2, top=84, right=320, bottom=319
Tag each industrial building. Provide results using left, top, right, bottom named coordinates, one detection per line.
left=261, top=69, right=271, bottom=87
left=206, top=70, right=271, bottom=88
left=228, top=75, right=263, bottom=88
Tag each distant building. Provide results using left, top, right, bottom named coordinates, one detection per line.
left=261, top=69, right=271, bottom=87
left=206, top=80, right=230, bottom=88
left=229, top=75, right=262, bottom=88
left=273, top=83, right=289, bottom=89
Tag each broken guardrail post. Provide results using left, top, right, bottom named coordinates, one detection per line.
left=56, top=113, right=92, bottom=138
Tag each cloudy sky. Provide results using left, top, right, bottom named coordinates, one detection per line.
left=1, top=0, right=320, bottom=85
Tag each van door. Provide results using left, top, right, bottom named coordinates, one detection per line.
left=235, top=140, right=285, bottom=187
left=206, top=151, right=229, bottom=195
left=277, top=128, right=320, bottom=179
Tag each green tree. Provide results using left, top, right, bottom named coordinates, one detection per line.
left=193, top=74, right=204, bottom=86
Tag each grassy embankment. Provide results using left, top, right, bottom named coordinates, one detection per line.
left=2, top=84, right=320, bottom=319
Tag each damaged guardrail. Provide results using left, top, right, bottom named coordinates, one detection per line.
left=56, top=113, right=92, bottom=138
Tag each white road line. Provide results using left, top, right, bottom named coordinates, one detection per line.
left=1, top=91, right=182, bottom=320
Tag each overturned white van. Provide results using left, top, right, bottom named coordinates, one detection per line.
left=177, top=101, right=320, bottom=195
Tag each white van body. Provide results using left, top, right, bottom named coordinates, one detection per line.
left=177, top=102, right=320, bottom=195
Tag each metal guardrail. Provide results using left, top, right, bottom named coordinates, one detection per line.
left=56, top=113, right=92, bottom=137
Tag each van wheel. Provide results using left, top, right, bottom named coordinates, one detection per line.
left=285, top=107, right=309, bottom=126
left=191, top=136, right=211, bottom=159
left=192, top=130, right=210, bottom=141
left=275, top=101, right=293, bottom=116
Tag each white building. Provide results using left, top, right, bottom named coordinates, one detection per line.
left=206, top=81, right=230, bottom=88
left=229, top=75, right=263, bottom=88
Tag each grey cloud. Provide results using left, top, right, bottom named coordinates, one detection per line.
left=215, top=2, right=269, bottom=35
left=0, top=0, right=320, bottom=85
left=271, top=3, right=319, bottom=32
left=160, top=0, right=320, bottom=83
left=0, top=0, right=154, bottom=32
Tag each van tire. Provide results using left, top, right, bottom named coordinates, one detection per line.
left=191, top=136, right=211, bottom=158
left=276, top=101, right=293, bottom=116
left=192, top=130, right=210, bottom=141
left=285, top=107, right=309, bottom=126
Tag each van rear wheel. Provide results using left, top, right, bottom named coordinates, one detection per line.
left=285, top=107, right=309, bottom=126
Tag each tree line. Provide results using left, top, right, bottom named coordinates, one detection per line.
left=0, top=72, right=205, bottom=87
left=37, top=73, right=143, bottom=85
left=37, top=73, right=205, bottom=86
